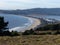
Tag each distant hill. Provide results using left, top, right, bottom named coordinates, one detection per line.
left=0, top=8, right=60, bottom=15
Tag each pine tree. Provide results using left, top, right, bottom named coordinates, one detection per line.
left=0, top=17, right=8, bottom=32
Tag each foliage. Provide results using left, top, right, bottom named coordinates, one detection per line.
left=0, top=17, right=19, bottom=36
left=11, top=31, right=19, bottom=36
left=22, top=29, right=35, bottom=35
left=0, top=17, right=8, bottom=31
left=22, top=23, right=60, bottom=35
left=36, top=23, right=60, bottom=31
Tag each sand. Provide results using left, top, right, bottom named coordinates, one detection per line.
left=20, top=16, right=41, bottom=32
left=27, top=17, right=41, bottom=30
left=9, top=15, right=41, bottom=32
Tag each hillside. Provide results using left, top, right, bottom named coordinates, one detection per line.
left=0, top=35, right=60, bottom=45
left=0, top=8, right=60, bottom=15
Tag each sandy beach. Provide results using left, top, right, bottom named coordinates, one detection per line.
left=27, top=17, right=41, bottom=30
left=9, top=15, right=41, bottom=32
left=18, top=16, right=41, bottom=32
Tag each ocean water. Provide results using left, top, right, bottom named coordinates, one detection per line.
left=40, top=15, right=60, bottom=20
left=0, top=14, right=32, bottom=32
left=31, top=15, right=60, bottom=21
left=0, top=14, right=60, bottom=32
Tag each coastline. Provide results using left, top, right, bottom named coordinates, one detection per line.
left=17, top=15, right=41, bottom=32
left=0, top=13, right=41, bottom=32
left=26, top=16, right=41, bottom=30
left=8, top=15, right=41, bottom=32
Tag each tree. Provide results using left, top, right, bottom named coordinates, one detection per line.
left=0, top=17, right=8, bottom=32
left=0, top=17, right=20, bottom=36
left=11, top=31, right=19, bottom=36
left=22, top=29, right=35, bottom=35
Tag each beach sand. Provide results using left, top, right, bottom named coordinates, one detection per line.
left=19, top=16, right=41, bottom=32
left=27, top=17, right=41, bottom=30
left=9, top=15, right=41, bottom=32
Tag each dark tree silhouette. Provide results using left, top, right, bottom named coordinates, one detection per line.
left=0, top=17, right=9, bottom=36
left=0, top=17, right=19, bottom=36
left=0, top=17, right=8, bottom=31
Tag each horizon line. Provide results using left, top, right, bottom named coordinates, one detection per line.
left=0, top=7, right=60, bottom=10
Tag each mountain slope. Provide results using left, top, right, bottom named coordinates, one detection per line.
left=0, top=8, right=60, bottom=15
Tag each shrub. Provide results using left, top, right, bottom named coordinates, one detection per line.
left=11, top=31, right=19, bottom=36
left=22, top=29, right=35, bottom=35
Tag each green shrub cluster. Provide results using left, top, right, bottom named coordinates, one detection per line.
left=36, top=23, right=60, bottom=31
left=22, top=23, right=60, bottom=35
left=22, top=29, right=36, bottom=35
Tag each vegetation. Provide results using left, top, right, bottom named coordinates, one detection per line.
left=0, top=35, right=60, bottom=45
left=22, top=23, right=60, bottom=35
left=0, top=16, right=60, bottom=35
left=0, top=17, right=8, bottom=31
left=22, top=29, right=36, bottom=35
left=0, top=17, right=19, bottom=36
left=11, top=31, right=20, bottom=36
left=36, top=23, right=60, bottom=31
left=0, top=16, right=59, bottom=35
left=0, top=16, right=60, bottom=45
left=35, top=23, right=60, bottom=35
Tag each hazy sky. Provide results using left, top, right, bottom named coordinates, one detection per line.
left=0, top=0, right=60, bottom=10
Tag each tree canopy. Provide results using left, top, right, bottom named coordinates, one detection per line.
left=0, top=17, right=8, bottom=31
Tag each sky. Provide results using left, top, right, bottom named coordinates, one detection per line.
left=0, top=0, right=60, bottom=10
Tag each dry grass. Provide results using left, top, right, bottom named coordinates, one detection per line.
left=0, top=35, right=60, bottom=45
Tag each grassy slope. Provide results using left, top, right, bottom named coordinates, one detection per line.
left=0, top=35, right=60, bottom=45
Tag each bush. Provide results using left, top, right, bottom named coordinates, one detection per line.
left=22, top=29, right=35, bottom=35
left=11, top=31, right=19, bottom=36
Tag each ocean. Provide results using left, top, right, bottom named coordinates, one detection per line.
left=0, top=14, right=32, bottom=32
left=0, top=14, right=60, bottom=32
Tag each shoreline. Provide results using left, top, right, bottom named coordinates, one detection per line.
left=19, top=15, right=41, bottom=32
left=26, top=16, right=41, bottom=30
left=9, top=15, right=41, bottom=32
left=0, top=13, right=41, bottom=32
